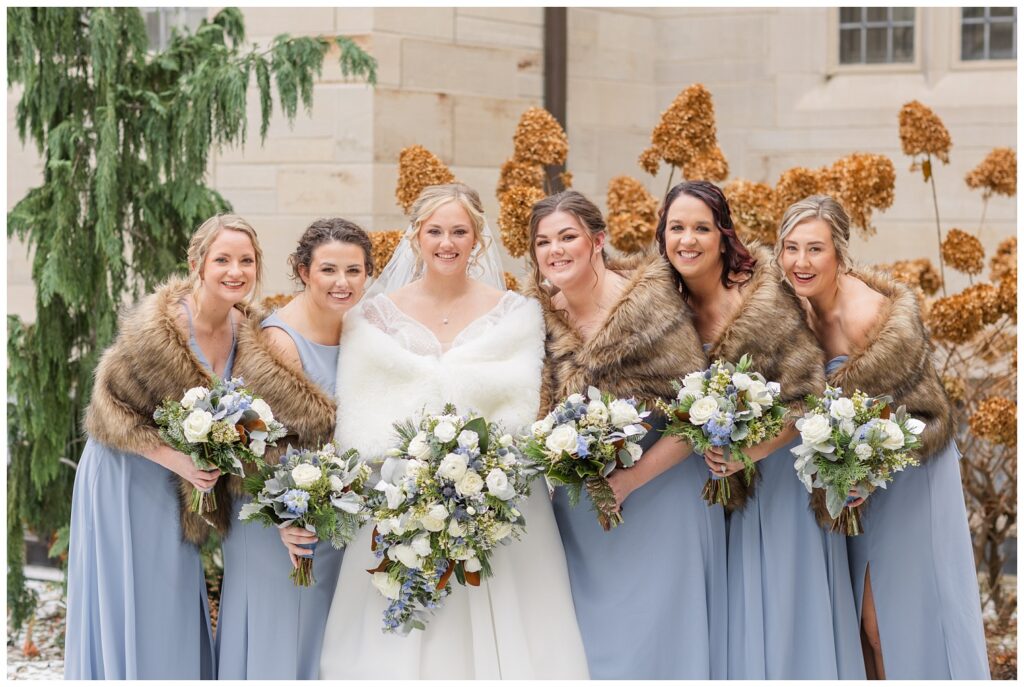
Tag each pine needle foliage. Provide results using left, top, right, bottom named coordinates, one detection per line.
left=6, top=7, right=376, bottom=630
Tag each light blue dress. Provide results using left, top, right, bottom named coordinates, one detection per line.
left=64, top=301, right=226, bottom=679
left=552, top=416, right=729, bottom=679
left=215, top=313, right=343, bottom=679
left=831, top=354, right=990, bottom=679
left=724, top=355, right=864, bottom=679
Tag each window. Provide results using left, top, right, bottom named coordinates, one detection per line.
left=838, top=7, right=915, bottom=64
left=141, top=7, right=207, bottom=51
left=962, top=7, right=1017, bottom=60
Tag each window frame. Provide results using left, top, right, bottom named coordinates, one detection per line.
left=141, top=7, right=208, bottom=52
left=954, top=7, right=1017, bottom=67
left=827, top=7, right=922, bottom=75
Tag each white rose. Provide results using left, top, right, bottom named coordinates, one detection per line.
left=181, top=386, right=208, bottom=410
left=677, top=387, right=704, bottom=403
left=457, top=430, right=479, bottom=451
left=796, top=414, right=833, bottom=447
left=485, top=469, right=516, bottom=500
left=433, top=420, right=457, bottom=443
left=377, top=516, right=402, bottom=535
left=586, top=400, right=610, bottom=424
left=731, top=372, right=752, bottom=391
left=455, top=470, right=484, bottom=497
left=877, top=419, right=906, bottom=451
left=531, top=415, right=555, bottom=437
left=419, top=504, right=449, bottom=532
left=464, top=557, right=482, bottom=573
left=608, top=399, right=641, bottom=427
left=328, top=474, right=345, bottom=492
left=249, top=438, right=266, bottom=457
left=371, top=572, right=401, bottom=600
left=410, top=533, right=432, bottom=557
left=407, top=432, right=432, bottom=461
left=746, top=380, right=773, bottom=407
left=626, top=442, right=643, bottom=463
left=491, top=521, right=514, bottom=541
left=390, top=543, right=423, bottom=570
left=403, top=459, right=427, bottom=481
left=447, top=519, right=467, bottom=537
left=682, top=371, right=705, bottom=393
left=250, top=398, right=274, bottom=423
left=291, top=463, right=321, bottom=488
left=829, top=398, right=856, bottom=422
left=687, top=397, right=719, bottom=426
left=437, top=453, right=468, bottom=482
left=498, top=434, right=514, bottom=447
left=566, top=393, right=585, bottom=405
left=854, top=443, right=873, bottom=461
left=545, top=424, right=579, bottom=454
left=182, top=409, right=214, bottom=443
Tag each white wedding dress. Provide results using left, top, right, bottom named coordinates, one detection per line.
left=319, top=291, right=589, bottom=679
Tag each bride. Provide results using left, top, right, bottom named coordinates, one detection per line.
left=319, top=183, right=589, bottom=679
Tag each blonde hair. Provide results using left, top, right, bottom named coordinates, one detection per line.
left=187, top=214, right=264, bottom=310
left=774, top=194, right=853, bottom=273
left=407, top=183, right=490, bottom=269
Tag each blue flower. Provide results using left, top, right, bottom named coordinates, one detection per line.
left=575, top=435, right=590, bottom=458
left=281, top=489, right=310, bottom=516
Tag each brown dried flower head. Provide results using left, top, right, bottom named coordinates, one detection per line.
left=962, top=283, right=1002, bottom=325
left=395, top=145, right=456, bottom=213
left=560, top=171, right=573, bottom=189
left=965, top=147, right=1016, bottom=199
left=650, top=84, right=724, bottom=177
left=723, top=180, right=778, bottom=245
left=503, top=272, right=520, bottom=293
left=499, top=185, right=546, bottom=258
left=926, top=293, right=984, bottom=344
left=880, top=258, right=943, bottom=296
left=898, top=100, right=952, bottom=165
left=261, top=293, right=296, bottom=311
left=638, top=146, right=661, bottom=176
left=821, top=153, right=895, bottom=236
left=969, top=396, right=1017, bottom=446
left=497, top=158, right=545, bottom=198
left=369, top=229, right=405, bottom=275
left=940, top=228, right=985, bottom=275
left=683, top=143, right=729, bottom=182
left=990, top=237, right=1017, bottom=282
left=607, top=176, right=659, bottom=253
left=513, top=107, right=568, bottom=166
left=774, top=167, right=825, bottom=216
left=941, top=375, right=967, bottom=404
left=998, top=266, right=1016, bottom=322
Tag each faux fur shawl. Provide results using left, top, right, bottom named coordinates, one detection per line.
left=231, top=313, right=337, bottom=470
left=83, top=276, right=252, bottom=543
left=528, top=253, right=707, bottom=418
left=827, top=266, right=954, bottom=460
left=705, top=243, right=827, bottom=510
left=334, top=292, right=546, bottom=462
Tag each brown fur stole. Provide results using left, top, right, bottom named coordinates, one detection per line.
left=706, top=243, right=827, bottom=511
left=83, top=276, right=252, bottom=543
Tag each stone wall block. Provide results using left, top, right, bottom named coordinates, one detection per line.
left=373, top=89, right=454, bottom=163
left=277, top=165, right=374, bottom=215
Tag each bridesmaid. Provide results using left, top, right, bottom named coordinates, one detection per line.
left=775, top=194, right=990, bottom=679
left=64, top=215, right=262, bottom=679
left=526, top=190, right=727, bottom=679
left=657, top=181, right=863, bottom=679
left=218, top=218, right=373, bottom=679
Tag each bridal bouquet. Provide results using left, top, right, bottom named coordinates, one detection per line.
left=520, top=387, right=650, bottom=531
left=239, top=443, right=372, bottom=586
left=792, top=386, right=923, bottom=535
left=366, top=405, right=531, bottom=634
left=658, top=355, right=788, bottom=507
left=153, top=376, right=287, bottom=514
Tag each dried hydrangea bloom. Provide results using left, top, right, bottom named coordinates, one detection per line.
left=560, top=171, right=573, bottom=189
left=503, top=272, right=520, bottom=292
left=723, top=180, right=778, bottom=244
left=683, top=144, right=729, bottom=182
left=821, top=153, right=895, bottom=236
left=497, top=158, right=545, bottom=197
left=499, top=185, right=545, bottom=258
left=395, top=145, right=456, bottom=213
left=990, top=237, right=1017, bottom=282
left=369, top=229, right=405, bottom=275
left=962, top=283, right=1002, bottom=325
left=261, top=293, right=296, bottom=311
left=513, top=107, right=568, bottom=166
left=606, top=176, right=658, bottom=253
left=998, top=266, right=1016, bottom=322
left=927, top=293, right=984, bottom=344
left=638, top=146, right=661, bottom=176
left=649, top=84, right=721, bottom=173
left=965, top=147, right=1016, bottom=199
left=880, top=257, right=944, bottom=296
left=774, top=167, right=824, bottom=216
left=898, top=100, right=952, bottom=166
left=940, top=228, right=985, bottom=275
left=968, top=396, right=1017, bottom=446
left=941, top=374, right=967, bottom=404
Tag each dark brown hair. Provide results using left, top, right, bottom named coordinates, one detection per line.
left=655, top=180, right=756, bottom=298
left=527, top=190, right=607, bottom=290
left=288, top=217, right=374, bottom=285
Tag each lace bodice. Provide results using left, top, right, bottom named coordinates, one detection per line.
left=361, top=291, right=523, bottom=356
